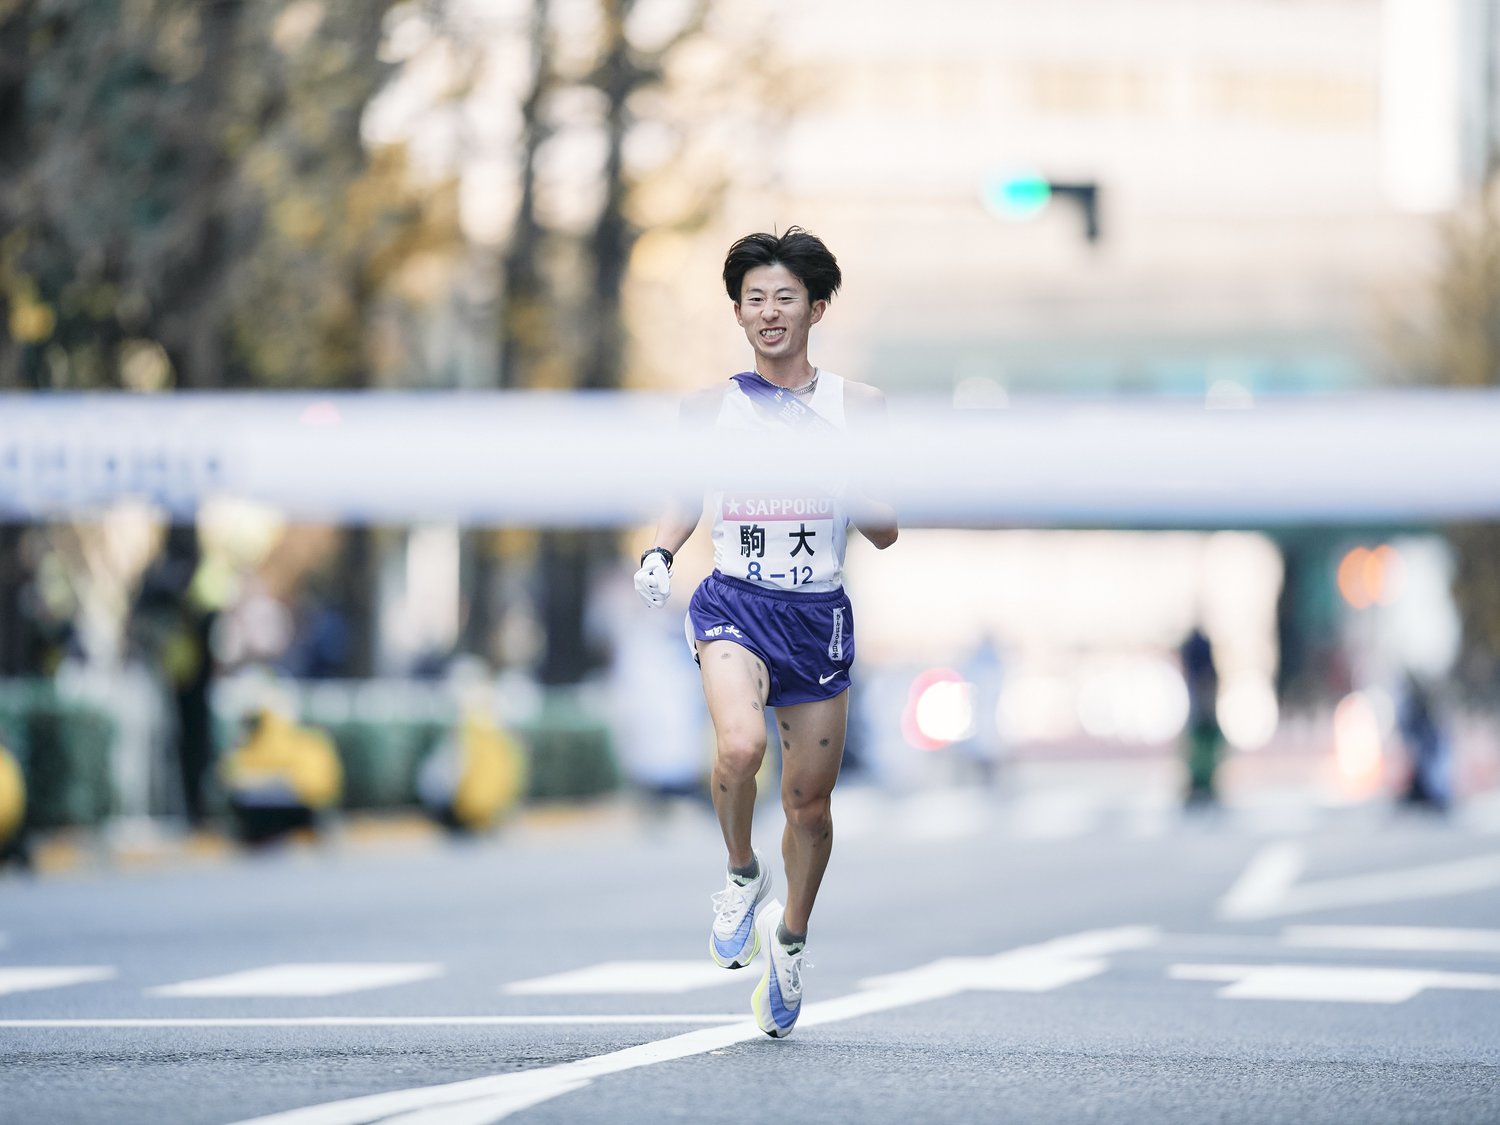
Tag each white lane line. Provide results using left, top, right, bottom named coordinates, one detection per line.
left=225, top=926, right=1158, bottom=1125
left=1283, top=925, right=1500, bottom=954
left=0, top=966, right=117, bottom=997
left=1170, top=963, right=1500, bottom=1003
left=1247, top=852, right=1500, bottom=920
left=148, top=963, right=444, bottom=998
left=0, top=1015, right=742, bottom=1029
left=503, top=962, right=730, bottom=995
left=1218, top=842, right=1305, bottom=920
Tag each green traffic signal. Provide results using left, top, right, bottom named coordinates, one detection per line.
left=983, top=172, right=1052, bottom=220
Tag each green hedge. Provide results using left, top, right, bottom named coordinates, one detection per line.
left=517, top=700, right=619, bottom=801
left=0, top=679, right=620, bottom=827
left=0, top=682, right=115, bottom=830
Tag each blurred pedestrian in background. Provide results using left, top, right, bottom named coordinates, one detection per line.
left=1397, top=673, right=1453, bottom=813
left=1180, top=626, right=1223, bottom=808
left=130, top=525, right=218, bottom=828
left=954, top=635, right=1007, bottom=790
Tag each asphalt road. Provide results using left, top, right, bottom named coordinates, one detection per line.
left=3, top=782, right=1499, bottom=1125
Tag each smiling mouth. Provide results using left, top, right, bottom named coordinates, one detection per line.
left=759, top=328, right=786, bottom=342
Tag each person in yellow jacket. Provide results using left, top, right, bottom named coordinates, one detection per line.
left=418, top=707, right=528, bottom=833
left=220, top=707, right=342, bottom=844
left=0, top=737, right=26, bottom=866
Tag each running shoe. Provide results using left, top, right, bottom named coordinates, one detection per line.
left=709, top=850, right=771, bottom=969
left=752, top=900, right=808, bottom=1039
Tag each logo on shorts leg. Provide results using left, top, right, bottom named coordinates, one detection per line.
left=705, top=625, right=745, bottom=639
left=827, top=608, right=844, bottom=661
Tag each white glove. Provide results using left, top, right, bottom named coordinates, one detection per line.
left=634, top=550, right=672, bottom=608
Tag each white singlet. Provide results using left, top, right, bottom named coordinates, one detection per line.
left=708, top=371, right=850, bottom=593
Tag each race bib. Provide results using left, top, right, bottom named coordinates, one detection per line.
left=718, top=493, right=839, bottom=589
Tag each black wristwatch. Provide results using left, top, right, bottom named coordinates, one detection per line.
left=640, top=546, right=674, bottom=571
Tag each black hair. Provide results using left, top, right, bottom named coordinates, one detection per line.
left=722, top=227, right=842, bottom=305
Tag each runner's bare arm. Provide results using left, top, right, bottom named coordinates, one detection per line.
left=643, top=385, right=723, bottom=555
left=844, top=381, right=899, bottom=550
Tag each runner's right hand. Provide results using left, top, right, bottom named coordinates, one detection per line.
left=634, top=552, right=671, bottom=608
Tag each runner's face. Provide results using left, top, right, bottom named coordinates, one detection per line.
left=734, top=265, right=825, bottom=368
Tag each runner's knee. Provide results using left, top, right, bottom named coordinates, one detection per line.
left=714, top=727, right=766, bottom=781
left=782, top=787, right=832, bottom=834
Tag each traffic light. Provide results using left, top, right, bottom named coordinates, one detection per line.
left=982, top=172, right=1052, bottom=220
left=982, top=173, right=1101, bottom=244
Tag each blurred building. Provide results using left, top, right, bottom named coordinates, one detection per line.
left=635, top=0, right=1493, bottom=399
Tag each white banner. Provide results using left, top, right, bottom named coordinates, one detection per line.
left=2, top=390, right=1498, bottom=526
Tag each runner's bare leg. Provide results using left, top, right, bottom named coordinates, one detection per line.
left=698, top=640, right=772, bottom=869
left=774, top=692, right=848, bottom=936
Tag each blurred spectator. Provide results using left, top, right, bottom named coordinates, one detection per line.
left=281, top=581, right=353, bottom=680
left=953, top=635, right=1006, bottom=788
left=0, top=731, right=28, bottom=870
left=603, top=566, right=711, bottom=810
left=130, top=524, right=218, bottom=827
left=417, top=706, right=528, bottom=834
left=1397, top=673, right=1453, bottom=813
left=219, top=698, right=342, bottom=845
left=1180, top=627, right=1224, bottom=807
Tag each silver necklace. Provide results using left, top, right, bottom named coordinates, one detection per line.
left=786, top=367, right=819, bottom=396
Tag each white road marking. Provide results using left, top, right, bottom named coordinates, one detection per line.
left=1218, top=841, right=1305, bottom=919
left=1232, top=851, right=1500, bottom=920
left=0, top=1015, right=741, bottom=1029
left=1170, top=962, right=1500, bottom=1003
left=1282, top=925, right=1500, bottom=954
left=0, top=966, right=116, bottom=997
left=859, top=926, right=1159, bottom=993
left=502, top=961, right=730, bottom=995
left=224, top=926, right=1159, bottom=1125
left=148, top=963, right=444, bottom=998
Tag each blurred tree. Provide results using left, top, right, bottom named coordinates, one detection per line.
left=0, top=0, right=460, bottom=391
left=0, top=0, right=464, bottom=681
left=1393, top=184, right=1500, bottom=691
left=489, top=0, right=720, bottom=684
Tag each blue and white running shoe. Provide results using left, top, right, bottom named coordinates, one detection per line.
left=752, top=900, right=808, bottom=1039
left=709, top=850, right=771, bottom=969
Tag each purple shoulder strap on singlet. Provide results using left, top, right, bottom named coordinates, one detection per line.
left=729, top=371, right=835, bottom=432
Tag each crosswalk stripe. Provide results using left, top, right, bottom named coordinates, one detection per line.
left=147, top=963, right=444, bottom=998
left=503, top=961, right=730, bottom=995
left=1282, top=925, right=1500, bottom=954
left=1170, top=962, right=1500, bottom=1003
left=1218, top=841, right=1305, bottom=919
left=0, top=966, right=116, bottom=997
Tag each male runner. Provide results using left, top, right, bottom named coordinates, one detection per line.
left=633, top=228, right=897, bottom=1037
